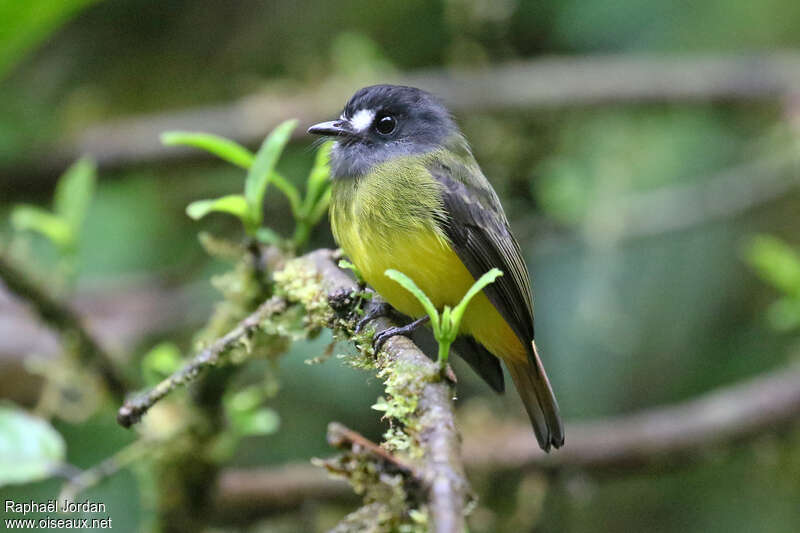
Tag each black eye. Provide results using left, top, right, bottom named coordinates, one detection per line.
left=375, top=114, right=397, bottom=135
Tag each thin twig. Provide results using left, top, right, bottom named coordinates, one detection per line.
left=116, top=296, right=286, bottom=427
left=326, top=422, right=422, bottom=480
left=59, top=438, right=153, bottom=503
left=0, top=254, right=128, bottom=400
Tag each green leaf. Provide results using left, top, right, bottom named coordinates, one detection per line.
left=160, top=131, right=254, bottom=169
left=0, top=405, right=66, bottom=487
left=338, top=259, right=364, bottom=282
left=53, top=156, right=96, bottom=234
left=308, top=185, right=332, bottom=225
left=232, top=408, right=280, bottom=436
left=255, top=227, right=285, bottom=246
left=440, top=305, right=454, bottom=338
left=224, top=386, right=280, bottom=437
left=766, top=297, right=800, bottom=332
left=0, top=0, right=100, bottom=80
left=244, top=119, right=298, bottom=226
left=371, top=398, right=390, bottom=412
left=745, top=234, right=800, bottom=297
left=384, top=269, right=440, bottom=332
left=225, top=386, right=265, bottom=414
left=450, top=268, right=504, bottom=328
left=304, top=141, right=333, bottom=214
left=10, top=204, right=73, bottom=249
left=186, top=194, right=253, bottom=229
left=269, top=171, right=302, bottom=217
left=141, top=342, right=182, bottom=385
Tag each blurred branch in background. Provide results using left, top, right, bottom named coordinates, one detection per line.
left=0, top=254, right=128, bottom=399
left=0, top=279, right=199, bottom=342
left=586, top=152, right=799, bottom=242
left=518, top=149, right=800, bottom=248
left=212, top=361, right=800, bottom=518
left=463, top=363, right=800, bottom=472
left=6, top=52, right=800, bottom=183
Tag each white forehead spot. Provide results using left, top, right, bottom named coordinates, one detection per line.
left=350, top=109, right=375, bottom=132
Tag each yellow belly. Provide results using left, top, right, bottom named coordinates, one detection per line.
left=342, top=226, right=526, bottom=363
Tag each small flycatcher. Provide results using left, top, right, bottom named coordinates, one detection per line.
left=309, top=85, right=564, bottom=451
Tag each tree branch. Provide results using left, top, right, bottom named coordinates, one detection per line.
left=463, top=363, right=800, bottom=473
left=115, top=248, right=470, bottom=531
left=326, top=422, right=423, bottom=481
left=213, top=463, right=356, bottom=521
left=116, top=295, right=286, bottom=427
left=0, top=254, right=128, bottom=400
left=290, top=249, right=470, bottom=533
left=213, top=362, right=800, bottom=512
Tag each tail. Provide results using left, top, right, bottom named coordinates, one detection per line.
left=506, top=340, right=565, bottom=452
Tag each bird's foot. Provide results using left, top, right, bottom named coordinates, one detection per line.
left=355, top=296, right=393, bottom=333
left=372, top=316, right=430, bottom=352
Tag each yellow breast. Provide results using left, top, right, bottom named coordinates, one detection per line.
left=330, top=169, right=525, bottom=362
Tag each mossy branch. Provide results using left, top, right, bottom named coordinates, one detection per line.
left=280, top=249, right=470, bottom=533
left=117, top=296, right=286, bottom=427
left=114, top=247, right=471, bottom=532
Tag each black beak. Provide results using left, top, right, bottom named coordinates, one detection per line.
left=307, top=120, right=352, bottom=137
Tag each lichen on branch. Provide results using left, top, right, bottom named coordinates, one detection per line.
left=274, top=249, right=470, bottom=533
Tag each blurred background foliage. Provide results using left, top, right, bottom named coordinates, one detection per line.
left=1, top=0, right=800, bottom=532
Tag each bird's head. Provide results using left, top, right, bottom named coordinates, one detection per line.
left=308, top=84, right=458, bottom=179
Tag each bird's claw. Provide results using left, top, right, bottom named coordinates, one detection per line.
left=355, top=299, right=392, bottom=333
left=372, top=316, right=430, bottom=352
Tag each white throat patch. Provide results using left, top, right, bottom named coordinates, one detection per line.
left=350, top=109, right=375, bottom=132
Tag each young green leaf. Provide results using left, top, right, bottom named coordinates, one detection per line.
left=255, top=227, right=285, bottom=246
left=186, top=194, right=252, bottom=227
left=269, top=171, right=302, bottom=217
left=244, top=119, right=298, bottom=226
left=161, top=131, right=255, bottom=169
left=0, top=405, right=66, bottom=487
left=338, top=259, right=364, bottom=282
left=450, top=268, right=503, bottom=327
left=384, top=269, right=440, bottom=331
left=304, top=141, right=333, bottom=214
left=384, top=267, right=503, bottom=369
left=308, top=186, right=332, bottom=225
left=766, top=297, right=800, bottom=332
left=745, top=234, right=800, bottom=297
left=224, top=386, right=280, bottom=436
left=141, top=342, right=182, bottom=385
left=232, top=408, right=280, bottom=436
left=226, top=386, right=266, bottom=413
left=53, top=156, right=96, bottom=234
left=10, top=204, right=73, bottom=250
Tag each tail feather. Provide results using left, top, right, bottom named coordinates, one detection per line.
left=506, top=340, right=564, bottom=452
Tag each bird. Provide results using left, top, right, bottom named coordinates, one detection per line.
left=308, top=84, right=564, bottom=451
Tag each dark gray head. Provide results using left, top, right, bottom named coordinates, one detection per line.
left=308, top=85, right=459, bottom=179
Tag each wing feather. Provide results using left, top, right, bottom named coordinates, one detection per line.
left=428, top=160, right=564, bottom=450
left=429, top=163, right=534, bottom=344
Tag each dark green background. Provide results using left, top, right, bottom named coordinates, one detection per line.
left=1, top=1, right=800, bottom=532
